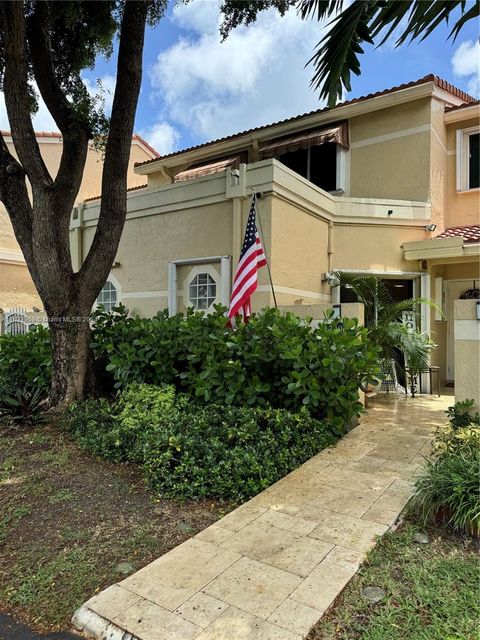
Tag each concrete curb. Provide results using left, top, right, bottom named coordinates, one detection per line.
left=72, top=607, right=137, bottom=640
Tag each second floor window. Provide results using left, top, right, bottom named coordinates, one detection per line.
left=278, top=143, right=337, bottom=192
left=468, top=132, right=479, bottom=189
left=456, top=126, right=480, bottom=191
left=260, top=122, right=348, bottom=193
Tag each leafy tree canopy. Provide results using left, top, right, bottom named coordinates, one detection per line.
left=0, top=1, right=166, bottom=139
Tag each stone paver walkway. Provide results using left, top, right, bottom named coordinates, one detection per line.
left=73, top=394, right=451, bottom=640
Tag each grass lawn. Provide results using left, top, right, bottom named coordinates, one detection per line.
left=308, top=523, right=480, bottom=640
left=0, top=424, right=229, bottom=633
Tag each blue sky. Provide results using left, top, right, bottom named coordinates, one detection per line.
left=1, top=1, right=479, bottom=156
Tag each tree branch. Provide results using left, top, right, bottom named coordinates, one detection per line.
left=27, top=1, right=89, bottom=270
left=0, top=1, right=52, bottom=188
left=78, top=0, right=149, bottom=303
left=0, top=133, right=37, bottom=280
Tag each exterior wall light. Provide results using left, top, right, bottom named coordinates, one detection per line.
left=425, top=224, right=437, bottom=231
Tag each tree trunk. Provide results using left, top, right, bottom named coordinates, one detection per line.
left=0, top=1, right=149, bottom=410
left=48, top=308, right=95, bottom=409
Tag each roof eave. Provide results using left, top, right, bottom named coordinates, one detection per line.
left=444, top=103, right=480, bottom=124
left=135, top=81, right=438, bottom=175
left=403, top=236, right=480, bottom=261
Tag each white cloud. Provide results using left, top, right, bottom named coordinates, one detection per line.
left=0, top=74, right=117, bottom=134
left=139, top=121, right=180, bottom=155
left=451, top=40, right=480, bottom=97
left=171, top=0, right=219, bottom=36
left=148, top=1, right=327, bottom=145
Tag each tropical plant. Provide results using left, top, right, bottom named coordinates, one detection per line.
left=409, top=401, right=480, bottom=537
left=333, top=271, right=435, bottom=381
left=221, top=1, right=479, bottom=106
left=446, top=399, right=480, bottom=429
left=0, top=386, right=47, bottom=428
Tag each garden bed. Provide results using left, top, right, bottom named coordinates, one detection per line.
left=307, top=522, right=480, bottom=640
left=0, top=423, right=228, bottom=633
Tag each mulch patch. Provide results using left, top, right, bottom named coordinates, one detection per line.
left=0, top=423, right=229, bottom=633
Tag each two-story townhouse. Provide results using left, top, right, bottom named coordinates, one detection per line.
left=70, top=75, right=480, bottom=389
left=0, top=132, right=159, bottom=310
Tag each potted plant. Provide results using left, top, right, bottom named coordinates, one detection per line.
left=333, top=272, right=436, bottom=395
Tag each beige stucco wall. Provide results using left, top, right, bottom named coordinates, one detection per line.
left=429, top=98, right=448, bottom=232
left=333, top=224, right=426, bottom=272
left=445, top=117, right=480, bottom=228
left=82, top=199, right=236, bottom=317
left=454, top=299, right=480, bottom=410
left=349, top=98, right=431, bottom=201
left=428, top=259, right=480, bottom=383
left=269, top=194, right=330, bottom=304
left=0, top=262, right=41, bottom=310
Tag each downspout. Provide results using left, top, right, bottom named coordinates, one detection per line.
left=327, top=221, right=334, bottom=273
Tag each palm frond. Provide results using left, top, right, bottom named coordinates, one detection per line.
left=302, top=0, right=475, bottom=106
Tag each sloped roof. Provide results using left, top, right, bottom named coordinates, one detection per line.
left=135, top=74, right=475, bottom=168
left=1, top=131, right=159, bottom=158
left=84, top=183, right=147, bottom=203
left=445, top=100, right=480, bottom=113
left=435, top=225, right=480, bottom=244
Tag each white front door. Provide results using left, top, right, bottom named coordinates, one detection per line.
left=446, top=279, right=473, bottom=381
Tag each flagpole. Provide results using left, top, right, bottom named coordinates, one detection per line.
left=253, top=191, right=278, bottom=309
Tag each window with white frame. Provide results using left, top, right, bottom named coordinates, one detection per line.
left=188, top=273, right=216, bottom=310
left=456, top=126, right=480, bottom=191
left=96, top=280, right=118, bottom=312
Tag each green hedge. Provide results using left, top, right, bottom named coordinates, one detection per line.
left=1, top=306, right=379, bottom=422
left=0, top=326, right=51, bottom=398
left=91, top=305, right=379, bottom=420
left=64, top=383, right=344, bottom=501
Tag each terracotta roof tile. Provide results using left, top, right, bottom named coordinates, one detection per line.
left=84, top=183, right=148, bottom=203
left=435, top=225, right=480, bottom=243
left=132, top=134, right=160, bottom=158
left=135, top=74, right=476, bottom=167
left=445, top=100, right=480, bottom=113
left=1, top=131, right=159, bottom=157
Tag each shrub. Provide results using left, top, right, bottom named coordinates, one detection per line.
left=409, top=400, right=480, bottom=537
left=0, top=387, right=47, bottom=429
left=64, top=383, right=345, bottom=501
left=446, top=399, right=480, bottom=429
left=91, top=305, right=380, bottom=421
left=0, top=327, right=51, bottom=399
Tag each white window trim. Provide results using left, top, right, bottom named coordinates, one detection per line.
left=456, top=125, right=479, bottom=192
left=168, top=256, right=231, bottom=316
left=183, top=265, right=220, bottom=312
left=95, top=273, right=122, bottom=311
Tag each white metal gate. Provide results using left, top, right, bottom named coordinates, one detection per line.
left=4, top=308, right=28, bottom=335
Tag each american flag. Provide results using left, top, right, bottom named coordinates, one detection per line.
left=227, top=193, right=267, bottom=326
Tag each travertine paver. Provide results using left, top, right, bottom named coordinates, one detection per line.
left=73, top=394, right=451, bottom=640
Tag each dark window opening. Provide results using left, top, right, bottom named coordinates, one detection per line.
left=278, top=148, right=308, bottom=180
left=339, top=278, right=413, bottom=303
left=278, top=143, right=337, bottom=192
left=469, top=133, right=480, bottom=189
left=310, top=143, right=337, bottom=192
